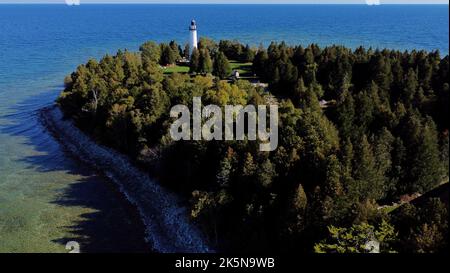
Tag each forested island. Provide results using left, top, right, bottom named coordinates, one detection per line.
left=57, top=38, right=449, bottom=253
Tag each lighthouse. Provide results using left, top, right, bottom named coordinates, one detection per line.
left=189, top=20, right=198, bottom=55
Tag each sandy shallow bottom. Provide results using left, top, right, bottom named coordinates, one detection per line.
left=0, top=102, right=149, bottom=253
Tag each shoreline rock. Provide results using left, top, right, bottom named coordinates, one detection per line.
left=39, top=105, right=212, bottom=253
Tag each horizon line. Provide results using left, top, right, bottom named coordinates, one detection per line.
left=0, top=2, right=448, bottom=4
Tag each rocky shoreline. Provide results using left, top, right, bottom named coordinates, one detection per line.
left=39, top=105, right=211, bottom=253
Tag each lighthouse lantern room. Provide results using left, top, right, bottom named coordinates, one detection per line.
left=189, top=20, right=198, bottom=55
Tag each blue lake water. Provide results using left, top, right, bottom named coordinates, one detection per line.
left=0, top=4, right=448, bottom=252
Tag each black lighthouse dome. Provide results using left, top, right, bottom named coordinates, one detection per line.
left=190, top=20, right=197, bottom=30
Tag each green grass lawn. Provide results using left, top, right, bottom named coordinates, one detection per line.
left=229, top=61, right=253, bottom=77
left=162, top=61, right=256, bottom=79
left=162, top=65, right=190, bottom=74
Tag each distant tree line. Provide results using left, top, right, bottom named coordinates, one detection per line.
left=58, top=39, right=449, bottom=253
left=139, top=38, right=254, bottom=80
left=189, top=38, right=256, bottom=78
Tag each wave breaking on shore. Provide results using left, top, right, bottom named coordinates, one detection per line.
left=40, top=105, right=212, bottom=253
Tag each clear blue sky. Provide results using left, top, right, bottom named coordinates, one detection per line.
left=1, top=0, right=448, bottom=4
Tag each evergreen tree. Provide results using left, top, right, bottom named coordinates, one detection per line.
left=257, top=159, right=276, bottom=188
left=190, top=48, right=200, bottom=73
left=300, top=84, right=321, bottom=112
left=169, top=40, right=181, bottom=60
left=409, top=117, right=444, bottom=193
left=388, top=137, right=407, bottom=197
left=58, top=39, right=450, bottom=253
left=370, top=53, right=393, bottom=94
left=286, top=183, right=308, bottom=235
left=402, top=68, right=419, bottom=106
left=217, top=156, right=233, bottom=188
left=143, top=60, right=163, bottom=85
left=160, top=43, right=178, bottom=65
left=355, top=90, right=375, bottom=135
left=122, top=51, right=142, bottom=88
left=293, top=77, right=307, bottom=106
left=253, top=48, right=269, bottom=81
left=213, top=51, right=232, bottom=79
left=370, top=128, right=395, bottom=198
left=336, top=88, right=355, bottom=140
left=341, top=137, right=354, bottom=188
left=243, top=44, right=256, bottom=62
left=324, top=155, right=343, bottom=197
left=351, top=135, right=385, bottom=201
left=199, top=49, right=213, bottom=74
left=183, top=43, right=190, bottom=59
left=294, top=184, right=308, bottom=212
left=139, top=41, right=161, bottom=64
left=242, top=153, right=257, bottom=178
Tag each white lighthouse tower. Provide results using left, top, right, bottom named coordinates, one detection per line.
left=189, top=20, right=198, bottom=55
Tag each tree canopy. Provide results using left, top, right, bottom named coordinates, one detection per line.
left=58, top=39, right=449, bottom=253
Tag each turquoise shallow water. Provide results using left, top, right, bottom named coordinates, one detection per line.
left=0, top=4, right=448, bottom=252
left=0, top=91, right=149, bottom=252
